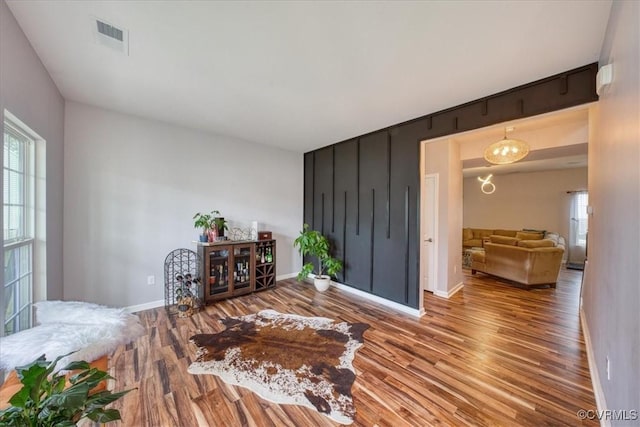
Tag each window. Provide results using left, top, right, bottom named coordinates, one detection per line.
left=3, top=118, right=35, bottom=335
left=574, top=191, right=589, bottom=247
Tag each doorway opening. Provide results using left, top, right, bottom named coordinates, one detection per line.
left=419, top=105, right=591, bottom=311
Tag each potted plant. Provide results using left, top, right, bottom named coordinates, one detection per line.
left=293, top=223, right=343, bottom=292
left=211, top=210, right=228, bottom=240
left=0, top=354, right=133, bottom=425
left=193, top=212, right=213, bottom=242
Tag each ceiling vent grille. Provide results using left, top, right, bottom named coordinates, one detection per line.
left=92, top=17, right=129, bottom=55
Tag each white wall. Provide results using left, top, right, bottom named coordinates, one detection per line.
left=447, top=140, right=464, bottom=291
left=0, top=0, right=65, bottom=305
left=463, top=168, right=587, bottom=240
left=583, top=0, right=639, bottom=416
left=424, top=138, right=463, bottom=297
left=64, top=102, right=302, bottom=308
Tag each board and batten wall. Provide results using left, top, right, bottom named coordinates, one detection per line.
left=0, top=0, right=65, bottom=309
left=304, top=64, right=598, bottom=309
left=304, top=124, right=421, bottom=308
left=64, top=102, right=302, bottom=308
left=463, top=168, right=588, bottom=241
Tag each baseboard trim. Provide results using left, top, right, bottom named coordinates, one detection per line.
left=125, top=299, right=164, bottom=313
left=297, top=273, right=424, bottom=317
left=331, top=281, right=425, bottom=318
left=434, top=281, right=464, bottom=299
left=276, top=272, right=298, bottom=281
left=580, top=308, right=610, bottom=427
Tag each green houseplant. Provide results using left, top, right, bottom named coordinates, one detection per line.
left=211, top=210, right=228, bottom=239
left=0, top=354, right=133, bottom=426
left=193, top=212, right=213, bottom=242
left=293, top=223, right=343, bottom=291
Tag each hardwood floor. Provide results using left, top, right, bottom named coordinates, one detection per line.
left=107, top=267, right=597, bottom=426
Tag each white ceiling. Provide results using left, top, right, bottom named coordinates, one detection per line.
left=6, top=1, right=612, bottom=153
left=458, top=106, right=590, bottom=177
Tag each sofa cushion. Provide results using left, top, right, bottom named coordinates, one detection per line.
left=464, top=239, right=483, bottom=248
left=472, top=229, right=494, bottom=238
left=463, top=228, right=473, bottom=241
left=517, top=239, right=556, bottom=248
left=516, top=231, right=544, bottom=241
left=471, top=250, right=485, bottom=262
left=490, top=235, right=520, bottom=246
left=493, top=229, right=517, bottom=237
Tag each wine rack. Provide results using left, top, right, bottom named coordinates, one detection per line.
left=255, top=240, right=276, bottom=292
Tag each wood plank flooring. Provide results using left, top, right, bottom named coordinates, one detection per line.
left=106, top=267, right=597, bottom=426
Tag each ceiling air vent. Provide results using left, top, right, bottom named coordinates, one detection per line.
left=92, top=17, right=129, bottom=55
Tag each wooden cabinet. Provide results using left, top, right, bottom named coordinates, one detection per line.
left=198, top=240, right=275, bottom=303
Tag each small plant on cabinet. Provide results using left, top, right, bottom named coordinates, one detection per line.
left=211, top=210, right=228, bottom=238
left=193, top=212, right=213, bottom=242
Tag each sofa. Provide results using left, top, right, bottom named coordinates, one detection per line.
left=462, top=228, right=519, bottom=249
left=469, top=231, right=565, bottom=288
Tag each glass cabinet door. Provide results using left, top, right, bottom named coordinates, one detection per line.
left=207, top=247, right=230, bottom=297
left=232, top=244, right=253, bottom=293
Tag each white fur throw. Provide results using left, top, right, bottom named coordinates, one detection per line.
left=0, top=301, right=145, bottom=371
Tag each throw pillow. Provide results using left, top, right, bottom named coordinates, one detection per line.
left=515, top=231, right=544, bottom=241
left=489, top=235, right=520, bottom=246
left=523, top=228, right=547, bottom=235
left=544, top=233, right=560, bottom=245
left=517, top=239, right=556, bottom=248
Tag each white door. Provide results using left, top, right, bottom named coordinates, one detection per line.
left=423, top=174, right=438, bottom=292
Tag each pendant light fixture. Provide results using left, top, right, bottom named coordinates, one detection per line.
left=483, top=127, right=529, bottom=165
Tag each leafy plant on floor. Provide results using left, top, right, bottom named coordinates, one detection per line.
left=294, top=223, right=343, bottom=281
left=0, top=354, right=134, bottom=426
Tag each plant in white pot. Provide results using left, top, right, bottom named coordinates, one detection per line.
left=294, top=224, right=343, bottom=291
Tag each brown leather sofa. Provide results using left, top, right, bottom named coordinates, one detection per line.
left=470, top=233, right=565, bottom=288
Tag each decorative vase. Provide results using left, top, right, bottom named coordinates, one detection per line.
left=313, top=276, right=331, bottom=292
left=199, top=234, right=208, bottom=242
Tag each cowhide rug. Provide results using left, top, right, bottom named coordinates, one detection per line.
left=188, top=309, right=369, bottom=424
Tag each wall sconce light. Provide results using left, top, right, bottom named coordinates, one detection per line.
left=478, top=174, right=495, bottom=194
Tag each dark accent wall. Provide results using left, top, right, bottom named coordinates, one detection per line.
left=303, top=63, right=598, bottom=308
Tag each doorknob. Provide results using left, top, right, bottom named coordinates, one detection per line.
left=425, top=238, right=433, bottom=242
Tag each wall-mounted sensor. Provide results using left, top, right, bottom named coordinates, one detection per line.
left=596, top=64, right=613, bottom=96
